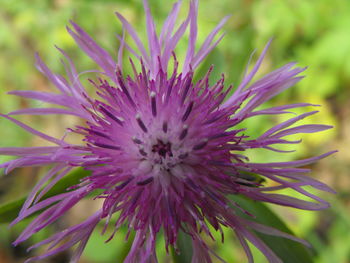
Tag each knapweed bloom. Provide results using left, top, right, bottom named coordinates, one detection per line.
left=1, top=0, right=335, bottom=262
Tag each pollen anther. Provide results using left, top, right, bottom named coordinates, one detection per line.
left=150, top=91, right=157, bottom=117
left=179, top=125, right=188, bottom=140
left=136, top=113, right=148, bottom=133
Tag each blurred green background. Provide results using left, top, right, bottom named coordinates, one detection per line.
left=0, top=0, right=349, bottom=262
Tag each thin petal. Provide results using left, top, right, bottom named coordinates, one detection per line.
left=0, top=114, right=63, bottom=145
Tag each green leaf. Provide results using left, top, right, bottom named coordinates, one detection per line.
left=84, top=225, right=133, bottom=263
left=171, top=230, right=193, bottom=263
left=231, top=195, right=314, bottom=263
left=0, top=168, right=90, bottom=224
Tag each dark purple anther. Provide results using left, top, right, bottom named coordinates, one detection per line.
left=193, top=139, right=208, bottom=150
left=136, top=113, right=148, bottom=133
left=93, top=143, right=121, bottom=150
left=178, top=153, right=188, bottom=159
left=137, top=177, right=154, bottom=186
left=116, top=68, right=136, bottom=108
left=139, top=148, right=148, bottom=156
left=132, top=137, right=143, bottom=144
left=99, top=105, right=123, bottom=126
left=179, top=125, right=188, bottom=140
left=150, top=91, right=157, bottom=117
left=162, top=121, right=168, bottom=133
left=181, top=73, right=193, bottom=104
left=182, top=101, right=194, bottom=122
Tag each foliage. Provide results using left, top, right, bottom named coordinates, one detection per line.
left=0, top=0, right=348, bottom=262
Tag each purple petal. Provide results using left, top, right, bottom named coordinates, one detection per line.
left=0, top=114, right=63, bottom=145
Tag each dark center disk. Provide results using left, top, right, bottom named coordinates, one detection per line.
left=152, top=139, right=173, bottom=158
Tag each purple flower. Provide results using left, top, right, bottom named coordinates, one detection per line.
left=1, top=0, right=335, bottom=262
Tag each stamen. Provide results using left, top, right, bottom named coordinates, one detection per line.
left=178, top=153, right=188, bottom=159
left=78, top=126, right=110, bottom=139
left=165, top=77, right=175, bottom=104
left=99, top=106, right=123, bottom=126
left=139, top=148, right=148, bottom=156
left=165, top=56, right=178, bottom=104
left=182, top=101, right=194, bottom=122
left=193, top=139, right=208, bottom=150
left=181, top=73, right=193, bottom=104
left=136, top=113, right=148, bottom=133
left=132, top=136, right=143, bottom=144
left=130, top=190, right=142, bottom=209
left=140, top=59, right=149, bottom=89
left=204, top=189, right=227, bottom=208
left=207, top=160, right=232, bottom=167
left=179, top=125, right=188, bottom=140
left=150, top=91, right=157, bottom=117
left=89, top=130, right=110, bottom=139
left=162, top=121, right=168, bottom=133
left=129, top=58, right=139, bottom=81
left=116, top=68, right=136, bottom=108
left=93, top=143, right=121, bottom=150
left=115, top=177, right=134, bottom=191
left=137, top=177, right=154, bottom=186
left=209, top=129, right=245, bottom=140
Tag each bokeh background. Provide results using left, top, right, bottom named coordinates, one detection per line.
left=0, top=0, right=349, bottom=262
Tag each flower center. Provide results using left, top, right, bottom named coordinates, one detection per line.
left=152, top=139, right=173, bottom=158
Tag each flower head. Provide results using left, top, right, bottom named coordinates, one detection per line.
left=1, top=0, right=335, bottom=262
